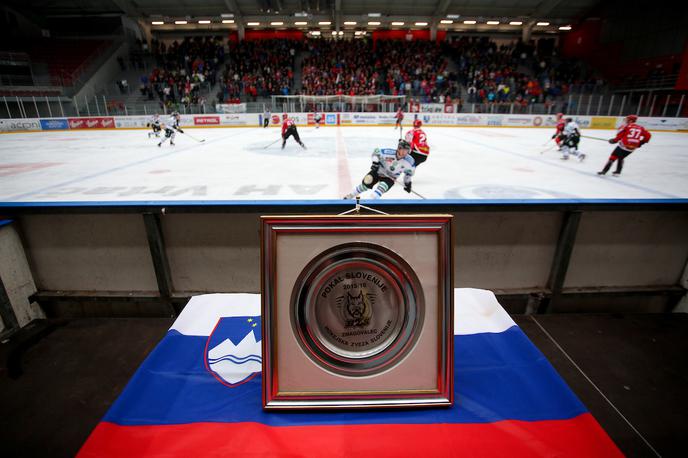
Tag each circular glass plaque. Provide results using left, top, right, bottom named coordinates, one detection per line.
left=291, top=242, right=424, bottom=377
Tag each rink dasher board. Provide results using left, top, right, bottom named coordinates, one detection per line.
left=2, top=114, right=687, bottom=133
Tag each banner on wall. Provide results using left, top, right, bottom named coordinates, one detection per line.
left=114, top=116, right=150, bottom=129
left=216, top=103, right=247, bottom=114
left=68, top=117, right=115, bottom=129
left=0, top=119, right=42, bottom=131
left=590, top=117, right=618, bottom=129
left=40, top=119, right=69, bottom=130
left=194, top=116, right=220, bottom=126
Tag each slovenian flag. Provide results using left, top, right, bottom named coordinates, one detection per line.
left=79, top=289, right=621, bottom=457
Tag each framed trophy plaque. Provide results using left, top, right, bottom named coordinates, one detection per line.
left=261, top=215, right=453, bottom=410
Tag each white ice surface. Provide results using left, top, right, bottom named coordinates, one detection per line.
left=1, top=126, right=687, bottom=202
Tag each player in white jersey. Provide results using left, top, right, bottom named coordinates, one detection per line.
left=147, top=114, right=161, bottom=138
left=560, top=118, right=585, bottom=161
left=158, top=112, right=184, bottom=147
left=344, top=139, right=415, bottom=199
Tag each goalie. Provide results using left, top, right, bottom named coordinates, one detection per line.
left=344, top=139, right=415, bottom=200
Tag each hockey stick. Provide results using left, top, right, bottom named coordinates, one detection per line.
left=542, top=137, right=554, bottom=146
left=539, top=144, right=557, bottom=155
left=395, top=179, right=426, bottom=199
left=180, top=131, right=205, bottom=143
left=581, top=135, right=609, bottom=142
left=263, top=137, right=283, bottom=149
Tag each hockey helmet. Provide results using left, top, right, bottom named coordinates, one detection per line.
left=556, top=112, right=564, bottom=119
left=625, top=114, right=638, bottom=123
left=282, top=113, right=288, bottom=120
left=398, top=139, right=411, bottom=150
left=413, top=119, right=422, bottom=128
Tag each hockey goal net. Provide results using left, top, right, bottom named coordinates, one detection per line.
left=271, top=95, right=406, bottom=113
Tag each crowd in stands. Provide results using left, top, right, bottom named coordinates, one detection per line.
left=220, top=40, right=298, bottom=102
left=139, top=36, right=224, bottom=110
left=128, top=34, right=603, bottom=112
left=300, top=39, right=461, bottom=103
left=450, top=36, right=603, bottom=110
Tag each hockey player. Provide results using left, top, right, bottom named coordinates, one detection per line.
left=560, top=118, right=585, bottom=161
left=263, top=108, right=270, bottom=128
left=597, top=114, right=651, bottom=176
left=313, top=111, right=323, bottom=129
left=281, top=114, right=306, bottom=149
left=147, top=114, right=161, bottom=138
left=394, top=107, right=404, bottom=131
left=344, top=139, right=415, bottom=200
left=404, top=119, right=430, bottom=166
left=158, top=112, right=184, bottom=147
left=551, top=112, right=565, bottom=149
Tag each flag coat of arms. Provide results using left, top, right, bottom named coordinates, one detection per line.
left=79, top=289, right=621, bottom=457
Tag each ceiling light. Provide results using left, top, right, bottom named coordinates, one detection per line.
left=559, top=25, right=572, bottom=30
left=174, top=20, right=187, bottom=25
left=446, top=14, right=460, bottom=19
left=354, top=31, right=362, bottom=36
left=463, top=20, right=477, bottom=24
left=151, top=21, right=164, bottom=25
left=338, top=31, right=344, bottom=35
left=221, top=14, right=234, bottom=18
left=391, top=22, right=405, bottom=26
left=311, top=30, right=321, bottom=36
left=415, top=22, right=428, bottom=26
left=344, top=21, right=357, bottom=25
left=536, top=22, right=550, bottom=26
left=331, top=31, right=337, bottom=35
left=198, top=20, right=211, bottom=24
left=486, top=21, right=500, bottom=25
left=509, top=21, right=523, bottom=25
left=368, top=13, right=381, bottom=17
left=319, top=21, right=331, bottom=25
left=295, top=21, right=307, bottom=25
left=368, top=21, right=380, bottom=26
left=271, top=21, right=283, bottom=26
left=222, top=19, right=234, bottom=24
left=440, top=20, right=453, bottom=24
left=247, top=22, right=260, bottom=26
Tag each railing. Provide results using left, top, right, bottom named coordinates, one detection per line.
left=1, top=91, right=685, bottom=119
left=614, top=74, right=680, bottom=92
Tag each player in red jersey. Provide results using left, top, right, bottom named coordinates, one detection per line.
left=395, top=107, right=404, bottom=131
left=551, top=113, right=565, bottom=150
left=281, top=114, right=306, bottom=150
left=404, top=119, right=430, bottom=166
left=597, top=115, right=651, bottom=176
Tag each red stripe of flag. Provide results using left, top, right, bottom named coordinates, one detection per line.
left=79, top=413, right=621, bottom=457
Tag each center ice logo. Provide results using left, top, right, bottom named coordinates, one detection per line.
left=204, top=316, right=262, bottom=387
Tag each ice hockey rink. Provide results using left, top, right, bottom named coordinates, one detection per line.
left=1, top=125, right=687, bottom=203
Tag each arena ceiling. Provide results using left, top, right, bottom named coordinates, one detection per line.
left=13, top=0, right=603, bottom=32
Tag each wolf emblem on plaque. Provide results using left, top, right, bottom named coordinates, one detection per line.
left=338, top=291, right=373, bottom=328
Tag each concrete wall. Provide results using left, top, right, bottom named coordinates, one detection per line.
left=20, top=214, right=157, bottom=292
left=0, top=222, right=44, bottom=332
left=6, top=205, right=685, bottom=319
